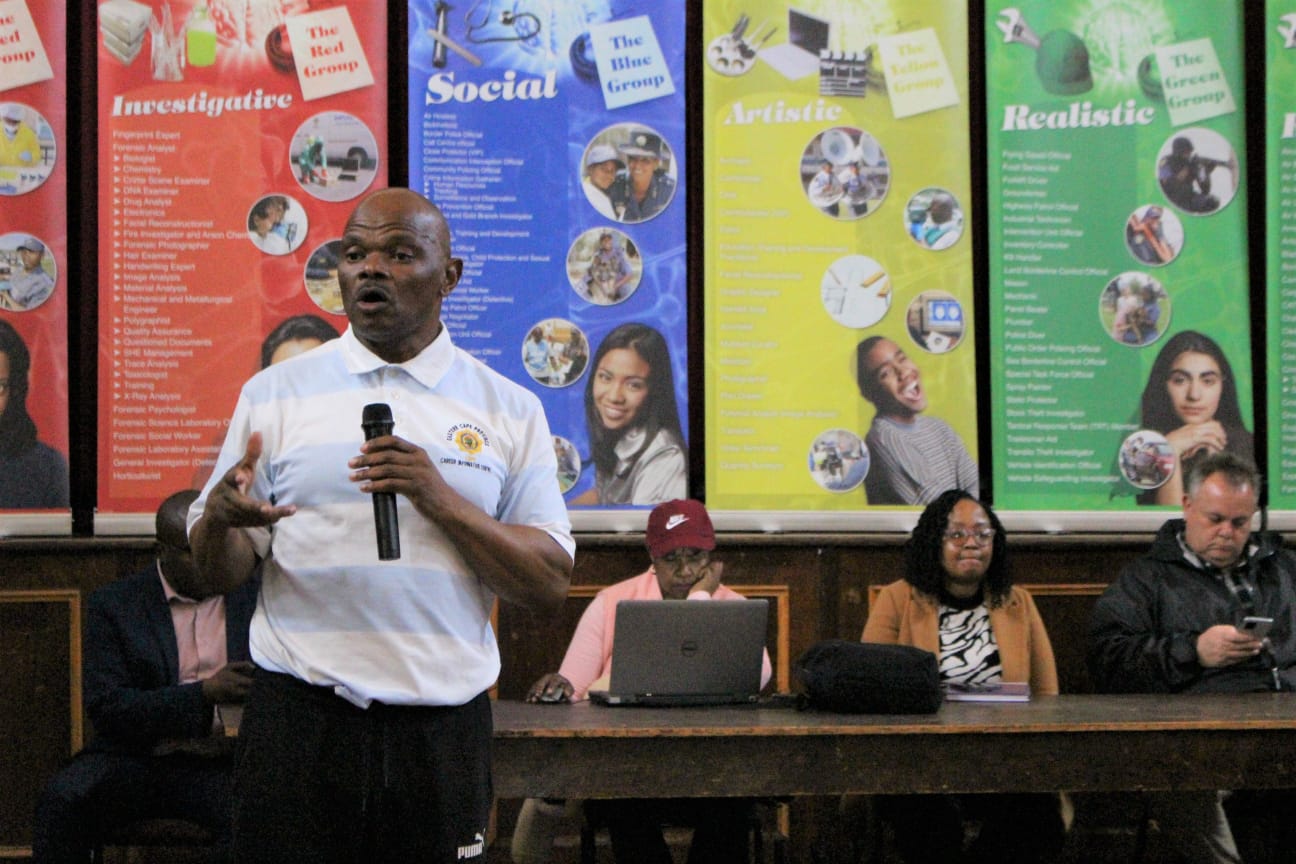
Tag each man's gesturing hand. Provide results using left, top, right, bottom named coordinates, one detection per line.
left=206, top=432, right=296, bottom=528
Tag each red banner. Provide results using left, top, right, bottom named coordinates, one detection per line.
left=0, top=1, right=68, bottom=523
left=96, top=0, right=387, bottom=520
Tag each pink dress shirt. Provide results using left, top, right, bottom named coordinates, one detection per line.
left=159, top=565, right=228, bottom=684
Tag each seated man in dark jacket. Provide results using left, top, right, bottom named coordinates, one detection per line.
left=1088, top=452, right=1296, bottom=864
left=33, top=490, right=258, bottom=863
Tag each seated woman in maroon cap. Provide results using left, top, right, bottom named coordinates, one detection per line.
left=513, top=500, right=771, bottom=864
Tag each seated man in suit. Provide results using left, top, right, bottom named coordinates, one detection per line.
left=32, top=490, right=258, bottom=863
left=514, top=499, right=771, bottom=864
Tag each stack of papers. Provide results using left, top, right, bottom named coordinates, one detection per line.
left=943, top=681, right=1031, bottom=702
left=100, top=0, right=152, bottom=65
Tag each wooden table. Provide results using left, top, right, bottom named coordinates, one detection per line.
left=491, top=694, right=1296, bottom=799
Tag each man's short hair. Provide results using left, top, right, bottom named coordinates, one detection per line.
left=1183, top=451, right=1259, bottom=498
left=156, top=489, right=200, bottom=548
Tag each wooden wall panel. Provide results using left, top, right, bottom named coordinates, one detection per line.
left=0, top=532, right=1162, bottom=860
left=0, top=591, right=80, bottom=853
left=832, top=542, right=907, bottom=641
left=0, top=540, right=150, bottom=856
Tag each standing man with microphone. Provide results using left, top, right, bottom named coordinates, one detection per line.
left=188, top=187, right=574, bottom=862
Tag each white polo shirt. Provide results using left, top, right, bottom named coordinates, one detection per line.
left=192, top=326, right=574, bottom=707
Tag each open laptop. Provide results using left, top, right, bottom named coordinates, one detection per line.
left=589, top=599, right=769, bottom=707
left=759, top=7, right=831, bottom=81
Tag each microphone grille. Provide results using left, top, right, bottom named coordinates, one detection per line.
left=362, top=403, right=393, bottom=424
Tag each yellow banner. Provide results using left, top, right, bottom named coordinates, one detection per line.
left=704, top=0, right=976, bottom=511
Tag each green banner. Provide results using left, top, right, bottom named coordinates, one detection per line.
left=1267, top=2, right=1296, bottom=509
left=704, top=0, right=976, bottom=513
left=987, top=0, right=1252, bottom=511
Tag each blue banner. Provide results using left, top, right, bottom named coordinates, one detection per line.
left=408, top=0, right=688, bottom=510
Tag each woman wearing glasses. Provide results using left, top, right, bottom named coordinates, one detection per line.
left=860, top=489, right=1064, bottom=863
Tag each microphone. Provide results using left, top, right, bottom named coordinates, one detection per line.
left=361, top=403, right=401, bottom=561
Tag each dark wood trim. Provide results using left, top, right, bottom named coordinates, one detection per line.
left=0, top=590, right=82, bottom=751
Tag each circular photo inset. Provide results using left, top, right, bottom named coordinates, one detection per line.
left=808, top=429, right=869, bottom=493
left=304, top=239, right=344, bottom=314
left=799, top=127, right=889, bottom=220
left=0, top=232, right=56, bottom=311
left=1125, top=204, right=1183, bottom=267
left=581, top=123, right=677, bottom=224
left=247, top=193, right=308, bottom=256
left=553, top=435, right=581, bottom=494
left=1155, top=127, right=1238, bottom=216
left=1100, top=272, right=1169, bottom=347
left=906, top=291, right=965, bottom=354
left=821, top=255, right=891, bottom=329
left=567, top=227, right=642, bottom=305
left=706, top=33, right=755, bottom=77
left=905, top=188, right=964, bottom=250
left=522, top=319, right=590, bottom=388
left=1119, top=430, right=1176, bottom=490
left=291, top=112, right=379, bottom=202
left=0, top=102, right=56, bottom=196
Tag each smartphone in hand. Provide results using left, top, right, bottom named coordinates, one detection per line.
left=1240, top=616, right=1274, bottom=640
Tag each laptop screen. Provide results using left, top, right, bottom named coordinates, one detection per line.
left=601, top=599, right=769, bottom=705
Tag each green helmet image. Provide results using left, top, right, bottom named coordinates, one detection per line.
left=1036, top=30, right=1092, bottom=96
left=1138, top=53, right=1164, bottom=101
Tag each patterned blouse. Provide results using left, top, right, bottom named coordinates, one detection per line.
left=937, top=588, right=1003, bottom=686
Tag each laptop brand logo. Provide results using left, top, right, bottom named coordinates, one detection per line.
left=665, top=514, right=688, bottom=530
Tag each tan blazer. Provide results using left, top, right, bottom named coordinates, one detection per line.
left=862, top=580, right=1059, bottom=695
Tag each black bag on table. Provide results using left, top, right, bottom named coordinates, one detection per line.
left=794, top=639, right=942, bottom=714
